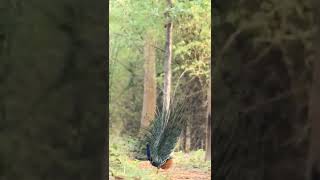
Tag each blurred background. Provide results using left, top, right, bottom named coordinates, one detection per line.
left=213, top=0, right=320, bottom=180
left=0, top=1, right=106, bottom=180
left=7, top=0, right=320, bottom=179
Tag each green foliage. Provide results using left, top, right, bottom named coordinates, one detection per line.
left=174, top=150, right=211, bottom=171
left=109, top=135, right=167, bottom=179
left=173, top=0, right=211, bottom=82
left=109, top=0, right=211, bottom=154
left=109, top=0, right=166, bottom=135
left=109, top=135, right=210, bottom=179
left=110, top=0, right=164, bottom=42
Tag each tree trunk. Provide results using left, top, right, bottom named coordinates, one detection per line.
left=183, top=127, right=187, bottom=151
left=140, top=31, right=157, bottom=129
left=186, top=124, right=191, bottom=153
left=205, top=78, right=211, bottom=161
left=163, top=0, right=173, bottom=112
left=307, top=1, right=320, bottom=179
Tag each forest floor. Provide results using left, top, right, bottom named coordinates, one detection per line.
left=109, top=136, right=211, bottom=180
left=137, top=161, right=211, bottom=180
left=110, top=161, right=211, bottom=180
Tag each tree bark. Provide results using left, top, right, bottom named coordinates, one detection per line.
left=205, top=78, right=211, bottom=161
left=140, top=31, right=157, bottom=129
left=163, top=0, right=173, bottom=112
left=182, top=125, right=187, bottom=151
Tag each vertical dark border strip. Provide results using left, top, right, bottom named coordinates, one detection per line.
left=104, top=0, right=110, bottom=179
left=211, top=0, right=214, bottom=179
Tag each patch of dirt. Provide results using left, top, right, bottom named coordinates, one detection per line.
left=138, top=161, right=211, bottom=180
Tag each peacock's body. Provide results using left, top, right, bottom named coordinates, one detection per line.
left=144, top=101, right=187, bottom=169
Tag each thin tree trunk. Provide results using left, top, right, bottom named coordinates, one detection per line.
left=186, top=124, right=191, bottom=153
left=140, top=31, right=157, bottom=129
left=307, top=1, right=320, bottom=179
left=181, top=122, right=187, bottom=151
left=205, top=78, right=211, bottom=161
left=163, top=0, right=173, bottom=112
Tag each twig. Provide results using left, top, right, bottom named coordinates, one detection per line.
left=245, top=45, right=273, bottom=68
left=240, top=86, right=309, bottom=114
left=218, top=27, right=243, bottom=59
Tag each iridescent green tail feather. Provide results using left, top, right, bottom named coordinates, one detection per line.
left=144, top=99, right=188, bottom=168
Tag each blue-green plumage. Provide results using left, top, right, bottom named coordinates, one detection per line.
left=146, top=144, right=151, bottom=161
left=144, top=101, right=187, bottom=168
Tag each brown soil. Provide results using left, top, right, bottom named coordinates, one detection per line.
left=138, top=161, right=211, bottom=180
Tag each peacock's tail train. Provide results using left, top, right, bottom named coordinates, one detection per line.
left=144, top=99, right=189, bottom=168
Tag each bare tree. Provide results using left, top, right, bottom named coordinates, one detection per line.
left=140, top=31, right=157, bottom=129
left=163, top=0, right=173, bottom=112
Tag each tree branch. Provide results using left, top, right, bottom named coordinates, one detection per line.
left=218, top=27, right=243, bottom=59
left=240, top=86, right=309, bottom=114
left=245, top=45, right=273, bottom=68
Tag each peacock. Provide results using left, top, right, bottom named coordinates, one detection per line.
left=143, top=100, right=188, bottom=170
